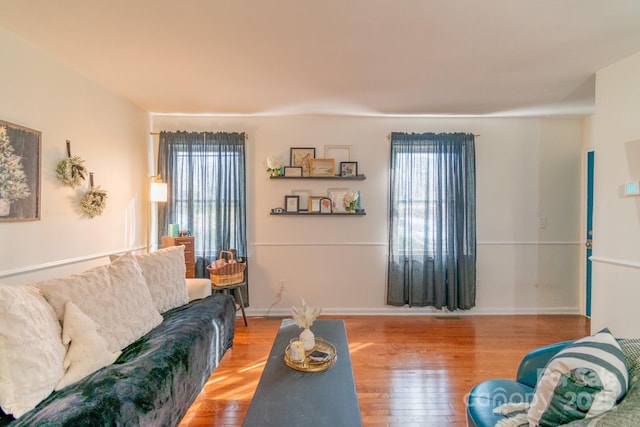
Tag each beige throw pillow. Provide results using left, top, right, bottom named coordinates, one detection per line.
left=55, top=301, right=121, bottom=390
left=35, top=252, right=163, bottom=353
left=0, top=285, right=66, bottom=418
left=133, top=246, right=189, bottom=313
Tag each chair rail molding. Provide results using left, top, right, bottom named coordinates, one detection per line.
left=0, top=246, right=146, bottom=279
left=589, top=256, right=640, bottom=270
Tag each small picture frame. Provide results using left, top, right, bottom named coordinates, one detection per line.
left=327, top=187, right=349, bottom=213
left=290, top=147, right=316, bottom=176
left=319, top=197, right=332, bottom=213
left=340, top=161, right=358, bottom=177
left=324, top=145, right=352, bottom=167
left=308, top=196, right=323, bottom=212
left=292, top=189, right=311, bottom=211
left=309, top=158, right=335, bottom=177
left=285, top=195, right=299, bottom=213
left=283, top=166, right=303, bottom=177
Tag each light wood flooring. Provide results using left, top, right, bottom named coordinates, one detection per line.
left=179, top=314, right=590, bottom=427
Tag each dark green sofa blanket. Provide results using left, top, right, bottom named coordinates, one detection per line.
left=1, top=294, right=236, bottom=427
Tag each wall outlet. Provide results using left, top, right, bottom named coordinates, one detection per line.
left=538, top=216, right=547, bottom=229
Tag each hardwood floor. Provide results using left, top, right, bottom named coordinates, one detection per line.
left=179, top=315, right=590, bottom=427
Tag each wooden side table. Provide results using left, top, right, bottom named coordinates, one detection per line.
left=161, top=236, right=195, bottom=278
left=212, top=281, right=248, bottom=326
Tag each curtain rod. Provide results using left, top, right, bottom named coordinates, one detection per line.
left=387, top=133, right=480, bottom=140
left=150, top=131, right=248, bottom=139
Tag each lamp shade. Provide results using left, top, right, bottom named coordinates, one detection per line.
left=150, top=182, right=168, bottom=202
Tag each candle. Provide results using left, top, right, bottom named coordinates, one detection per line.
left=289, top=340, right=305, bottom=362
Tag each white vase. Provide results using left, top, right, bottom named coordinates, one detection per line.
left=0, top=199, right=10, bottom=217
left=299, top=327, right=315, bottom=351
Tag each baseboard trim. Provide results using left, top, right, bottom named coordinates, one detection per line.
left=244, top=306, right=583, bottom=317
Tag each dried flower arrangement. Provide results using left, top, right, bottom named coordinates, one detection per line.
left=291, top=298, right=321, bottom=329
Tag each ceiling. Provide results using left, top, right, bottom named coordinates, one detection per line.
left=2, top=1, right=640, bottom=117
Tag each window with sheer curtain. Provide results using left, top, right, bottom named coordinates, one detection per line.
left=387, top=132, right=476, bottom=311
left=157, top=131, right=247, bottom=279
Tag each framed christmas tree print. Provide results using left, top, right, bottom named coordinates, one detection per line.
left=0, top=120, right=41, bottom=222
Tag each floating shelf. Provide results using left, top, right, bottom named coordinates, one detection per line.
left=270, top=211, right=366, bottom=216
left=270, top=174, right=366, bottom=180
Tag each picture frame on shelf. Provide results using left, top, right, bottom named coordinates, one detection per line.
left=308, top=196, right=323, bottom=212
left=340, top=161, right=358, bottom=177
left=309, top=158, right=335, bottom=177
left=0, top=120, right=41, bottom=222
left=291, top=189, right=311, bottom=211
left=319, top=197, right=332, bottom=213
left=283, top=166, right=303, bottom=177
left=285, top=195, right=299, bottom=213
left=327, top=187, right=349, bottom=213
left=324, top=145, right=352, bottom=168
left=290, top=147, right=315, bottom=176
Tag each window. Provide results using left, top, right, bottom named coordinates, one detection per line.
left=158, top=131, right=247, bottom=275
left=387, top=132, right=476, bottom=310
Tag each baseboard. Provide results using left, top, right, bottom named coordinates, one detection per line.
left=243, top=306, right=583, bottom=317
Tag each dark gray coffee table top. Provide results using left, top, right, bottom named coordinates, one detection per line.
left=242, top=319, right=362, bottom=427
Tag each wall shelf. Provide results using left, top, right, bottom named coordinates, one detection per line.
left=270, top=174, right=366, bottom=180
left=270, top=211, right=366, bottom=216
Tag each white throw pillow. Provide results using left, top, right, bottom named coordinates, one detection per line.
left=528, top=329, right=628, bottom=426
left=0, top=285, right=66, bottom=418
left=133, top=246, right=189, bottom=313
left=35, top=252, right=163, bottom=353
left=55, top=301, right=121, bottom=390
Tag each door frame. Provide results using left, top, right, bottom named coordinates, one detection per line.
left=585, top=150, right=594, bottom=317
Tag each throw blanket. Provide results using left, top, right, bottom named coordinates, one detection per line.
left=1, top=294, right=236, bottom=427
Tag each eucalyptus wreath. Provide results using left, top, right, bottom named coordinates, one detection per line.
left=80, top=186, right=107, bottom=218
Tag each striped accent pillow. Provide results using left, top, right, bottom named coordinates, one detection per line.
left=527, top=329, right=628, bottom=426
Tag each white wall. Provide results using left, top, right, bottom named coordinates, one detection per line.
left=0, top=28, right=148, bottom=284
left=152, top=114, right=584, bottom=315
left=590, top=51, right=640, bottom=337
left=0, top=26, right=587, bottom=317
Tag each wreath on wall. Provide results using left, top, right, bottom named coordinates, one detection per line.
left=56, top=140, right=87, bottom=188
left=80, top=173, right=108, bottom=218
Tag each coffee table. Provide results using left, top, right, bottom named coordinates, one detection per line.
left=242, top=319, right=362, bottom=427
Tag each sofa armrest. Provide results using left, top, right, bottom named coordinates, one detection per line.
left=515, top=340, right=574, bottom=388
left=186, top=278, right=212, bottom=301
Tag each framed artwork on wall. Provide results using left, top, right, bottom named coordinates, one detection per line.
left=291, top=189, right=311, bottom=211
left=309, top=158, right=335, bottom=177
left=319, top=197, right=332, bottom=213
left=284, top=166, right=303, bottom=177
left=285, top=195, right=300, bottom=213
left=0, top=120, right=41, bottom=222
left=308, top=196, right=323, bottom=212
left=290, top=147, right=315, bottom=176
left=327, top=187, right=349, bottom=213
left=324, top=145, right=352, bottom=168
left=340, top=161, right=358, bottom=177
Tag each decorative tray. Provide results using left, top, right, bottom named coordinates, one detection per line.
left=284, top=337, right=337, bottom=372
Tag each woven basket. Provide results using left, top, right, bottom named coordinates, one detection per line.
left=207, top=250, right=246, bottom=286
